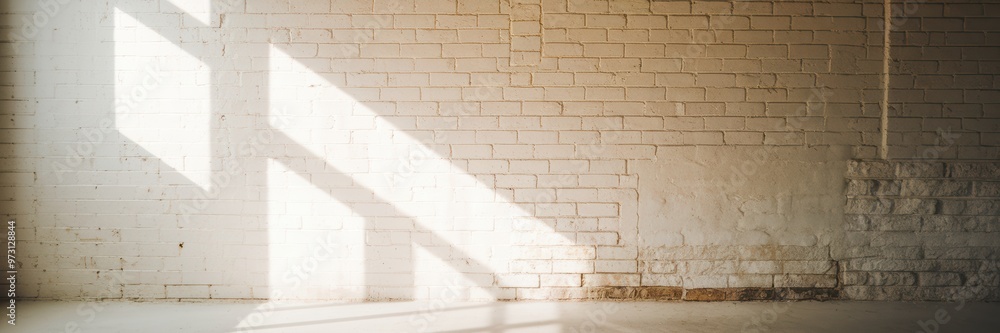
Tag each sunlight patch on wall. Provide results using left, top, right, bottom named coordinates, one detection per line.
left=164, top=0, right=211, bottom=26
left=268, top=45, right=583, bottom=298
left=113, top=7, right=211, bottom=190
left=268, top=159, right=367, bottom=299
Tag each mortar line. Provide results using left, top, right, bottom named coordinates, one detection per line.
left=880, top=0, right=892, bottom=160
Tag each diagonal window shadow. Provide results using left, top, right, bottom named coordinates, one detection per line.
left=111, top=0, right=583, bottom=308
left=0, top=0, right=654, bottom=331
left=270, top=129, right=505, bottom=299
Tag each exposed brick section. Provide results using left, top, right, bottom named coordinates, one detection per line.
left=579, top=286, right=834, bottom=301
left=684, top=288, right=727, bottom=301
left=844, top=160, right=1000, bottom=301
left=683, top=287, right=837, bottom=302
left=774, top=288, right=839, bottom=301
left=728, top=288, right=775, bottom=301
left=587, top=286, right=682, bottom=300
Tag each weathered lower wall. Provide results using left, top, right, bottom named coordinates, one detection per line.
left=844, top=160, right=1000, bottom=301
left=632, top=146, right=849, bottom=300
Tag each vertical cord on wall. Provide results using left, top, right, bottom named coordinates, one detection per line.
left=880, top=0, right=892, bottom=160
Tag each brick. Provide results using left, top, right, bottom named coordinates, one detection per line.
left=651, top=1, right=690, bottom=14
left=541, top=274, right=583, bottom=287
left=495, top=274, right=539, bottom=288
left=684, top=288, right=726, bottom=301
left=723, top=132, right=763, bottom=145
left=775, top=275, right=838, bottom=288
left=669, top=16, right=709, bottom=29
left=166, top=285, right=209, bottom=298
left=917, top=272, right=963, bottom=287
left=583, top=274, right=640, bottom=287
left=584, top=44, right=625, bottom=57
left=554, top=260, right=594, bottom=274
left=682, top=132, right=723, bottom=145
left=728, top=273, right=776, bottom=289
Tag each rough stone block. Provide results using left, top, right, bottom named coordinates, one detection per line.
left=976, top=182, right=1000, bottom=197
left=844, top=214, right=871, bottom=231
left=918, top=272, right=964, bottom=286
left=774, top=287, right=838, bottom=301
left=782, top=261, right=837, bottom=275
left=867, top=215, right=922, bottom=231
left=585, top=286, right=682, bottom=300
left=639, top=286, right=683, bottom=300
left=890, top=198, right=937, bottom=215
left=727, top=275, right=774, bottom=288
left=947, top=163, right=1000, bottom=179
left=774, top=274, right=837, bottom=288
left=846, top=179, right=871, bottom=196
left=895, top=162, right=946, bottom=178
left=847, top=179, right=903, bottom=197
left=726, top=288, right=775, bottom=301
left=899, top=180, right=973, bottom=197
left=939, top=199, right=1000, bottom=216
left=866, top=272, right=918, bottom=286
left=683, top=288, right=726, bottom=301
left=847, top=160, right=893, bottom=178
left=845, top=198, right=891, bottom=214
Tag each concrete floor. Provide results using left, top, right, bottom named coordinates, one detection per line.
left=7, top=300, right=1000, bottom=332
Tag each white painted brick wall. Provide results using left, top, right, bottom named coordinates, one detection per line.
left=0, top=0, right=997, bottom=301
